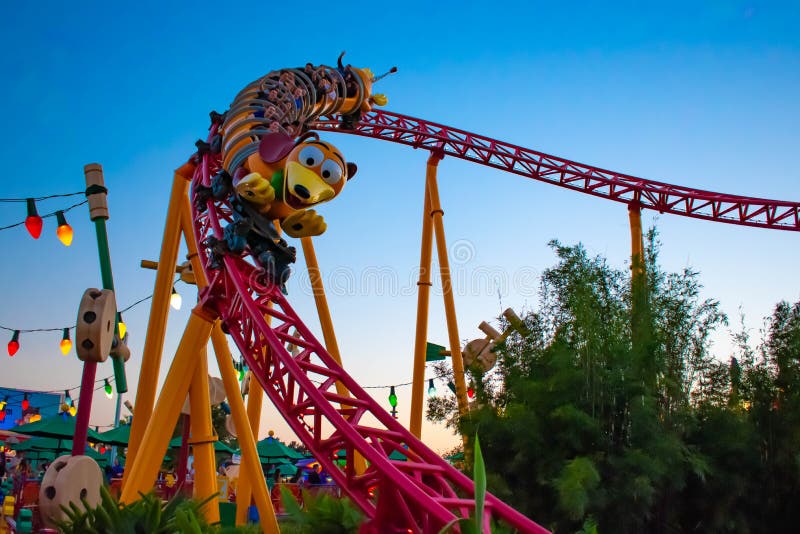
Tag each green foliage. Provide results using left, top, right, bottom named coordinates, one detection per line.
left=553, top=457, right=600, bottom=520
left=56, top=486, right=257, bottom=534
left=427, top=229, right=800, bottom=532
left=439, top=434, right=510, bottom=534
left=279, top=487, right=364, bottom=534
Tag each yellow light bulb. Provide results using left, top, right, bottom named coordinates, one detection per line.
left=170, top=287, right=182, bottom=310
left=60, top=328, right=72, bottom=355
left=118, top=320, right=127, bottom=339
left=57, top=224, right=73, bottom=246
left=68, top=405, right=77, bottom=417
left=55, top=210, right=73, bottom=246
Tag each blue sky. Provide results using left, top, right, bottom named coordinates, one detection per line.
left=0, top=1, right=798, bottom=452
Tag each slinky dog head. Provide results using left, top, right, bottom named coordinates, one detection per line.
left=251, top=132, right=357, bottom=210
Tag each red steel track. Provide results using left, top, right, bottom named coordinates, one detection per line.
left=191, top=130, right=549, bottom=533
left=193, top=106, right=796, bottom=533
left=314, top=110, right=800, bottom=231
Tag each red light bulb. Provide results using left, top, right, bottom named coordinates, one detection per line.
left=25, top=198, right=43, bottom=239
left=22, top=394, right=30, bottom=411
left=7, top=330, right=20, bottom=356
left=467, top=387, right=475, bottom=399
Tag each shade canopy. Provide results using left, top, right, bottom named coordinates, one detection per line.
left=252, top=437, right=304, bottom=463
left=10, top=436, right=113, bottom=466
left=95, top=424, right=132, bottom=446
left=168, top=436, right=235, bottom=454
left=10, top=416, right=102, bottom=441
left=268, top=463, right=298, bottom=476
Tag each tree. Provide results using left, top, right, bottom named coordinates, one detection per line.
left=423, top=230, right=800, bottom=532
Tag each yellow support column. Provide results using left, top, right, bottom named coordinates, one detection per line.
left=301, top=236, right=367, bottom=474
left=188, top=347, right=220, bottom=523
left=121, top=306, right=214, bottom=502
left=628, top=202, right=645, bottom=280
left=427, top=156, right=470, bottom=417
left=628, top=202, right=647, bottom=353
left=211, top=323, right=280, bottom=534
left=125, top=164, right=194, bottom=488
left=409, top=155, right=437, bottom=438
left=180, top=196, right=270, bottom=525
left=300, top=236, right=351, bottom=395
left=234, top=380, right=265, bottom=525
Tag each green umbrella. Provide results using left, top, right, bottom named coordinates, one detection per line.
left=168, top=436, right=235, bottom=454
left=13, top=436, right=70, bottom=454
left=96, top=424, right=132, bottom=447
left=268, top=463, right=298, bottom=476
left=10, top=416, right=102, bottom=442
left=11, top=436, right=111, bottom=466
left=251, top=436, right=304, bottom=463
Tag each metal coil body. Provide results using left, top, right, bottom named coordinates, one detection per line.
left=221, top=63, right=371, bottom=175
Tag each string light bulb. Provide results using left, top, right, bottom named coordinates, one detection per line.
left=21, top=393, right=29, bottom=411
left=64, top=390, right=73, bottom=407
left=467, top=386, right=475, bottom=399
left=170, top=286, right=182, bottom=310
left=104, top=379, right=113, bottom=399
left=388, top=386, right=398, bottom=408
left=428, top=379, right=436, bottom=397
left=68, top=405, right=77, bottom=417
left=8, top=330, right=20, bottom=356
left=118, top=313, right=127, bottom=339
left=60, top=328, right=72, bottom=355
left=55, top=210, right=73, bottom=246
left=25, top=198, right=43, bottom=239
left=0, top=397, right=7, bottom=411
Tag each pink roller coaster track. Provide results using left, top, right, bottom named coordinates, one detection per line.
left=314, top=110, right=800, bottom=231
left=192, top=110, right=797, bottom=533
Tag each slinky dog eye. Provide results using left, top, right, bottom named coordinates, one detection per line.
left=320, top=159, right=343, bottom=184
left=298, top=146, right=324, bottom=168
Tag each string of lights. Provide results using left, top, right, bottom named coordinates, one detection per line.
left=0, top=199, right=86, bottom=241
left=1, top=277, right=185, bottom=356
left=0, top=375, right=115, bottom=401
left=0, top=191, right=85, bottom=203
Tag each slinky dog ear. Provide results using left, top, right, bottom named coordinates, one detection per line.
left=347, top=162, right=357, bottom=180
left=258, top=132, right=296, bottom=163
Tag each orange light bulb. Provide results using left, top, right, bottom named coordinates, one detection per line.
left=56, top=210, right=73, bottom=246
left=60, top=328, right=72, bottom=355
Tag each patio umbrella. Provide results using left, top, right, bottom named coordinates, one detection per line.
left=251, top=436, right=304, bottom=463
left=96, top=424, right=132, bottom=447
left=13, top=436, right=71, bottom=454
left=267, top=462, right=298, bottom=477
left=10, top=416, right=102, bottom=442
left=11, top=437, right=111, bottom=465
left=168, top=436, right=235, bottom=454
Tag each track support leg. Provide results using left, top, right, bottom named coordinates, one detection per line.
left=124, top=164, right=194, bottom=489
left=121, top=306, right=214, bottom=503
left=410, top=154, right=438, bottom=438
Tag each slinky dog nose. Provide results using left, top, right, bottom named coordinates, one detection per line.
left=293, top=185, right=311, bottom=199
